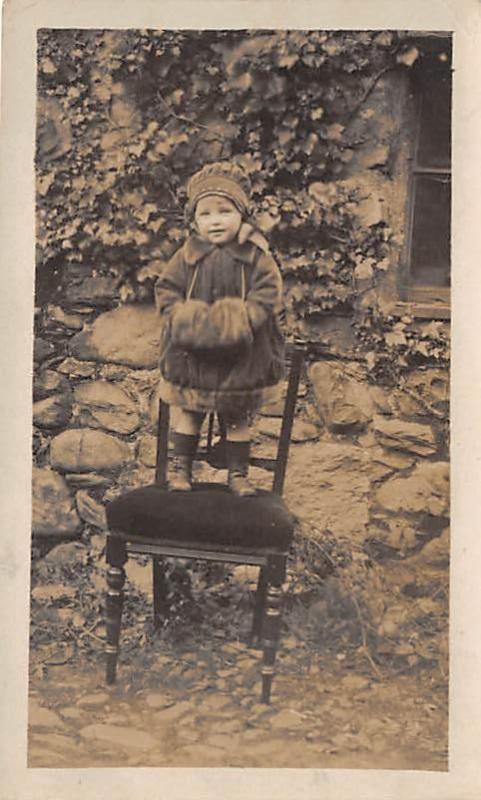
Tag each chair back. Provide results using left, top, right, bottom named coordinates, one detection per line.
left=155, top=341, right=306, bottom=496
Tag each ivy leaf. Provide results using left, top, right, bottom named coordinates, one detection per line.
left=148, top=217, right=165, bottom=233
left=422, top=321, right=444, bottom=339
left=227, top=73, right=252, bottom=92
left=256, top=210, right=281, bottom=233
left=278, top=52, right=299, bottom=69
left=37, top=173, right=55, bottom=197
left=303, top=133, right=319, bottom=155
left=397, top=47, right=419, bottom=68
left=374, top=32, right=393, bottom=48
left=310, top=107, right=324, bottom=121
left=135, top=203, right=158, bottom=224
left=354, top=262, right=374, bottom=281
left=40, top=57, right=57, bottom=75
left=413, top=341, right=430, bottom=357
left=325, top=123, right=345, bottom=141
left=278, top=129, right=293, bottom=147
left=110, top=98, right=141, bottom=129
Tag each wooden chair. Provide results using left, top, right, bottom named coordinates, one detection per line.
left=104, top=342, right=305, bottom=704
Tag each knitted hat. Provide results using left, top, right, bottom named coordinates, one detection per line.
left=185, top=162, right=252, bottom=220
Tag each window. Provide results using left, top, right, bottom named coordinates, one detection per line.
left=400, top=37, right=452, bottom=314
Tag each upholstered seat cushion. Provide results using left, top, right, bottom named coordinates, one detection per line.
left=106, top=482, right=295, bottom=550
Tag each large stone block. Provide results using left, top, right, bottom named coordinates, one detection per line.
left=46, top=304, right=85, bottom=331
left=75, top=490, right=107, bottom=528
left=50, top=428, right=131, bottom=473
left=33, top=395, right=72, bottom=429
left=64, top=266, right=121, bottom=306
left=255, top=417, right=319, bottom=443
left=309, top=361, right=373, bottom=432
left=375, top=461, right=449, bottom=516
left=283, top=441, right=370, bottom=541
left=69, top=304, right=162, bottom=369
left=396, top=368, right=449, bottom=418
left=32, top=467, right=81, bottom=537
left=74, top=380, right=140, bottom=434
left=137, top=434, right=158, bottom=467
left=57, top=358, right=97, bottom=378
left=34, top=337, right=56, bottom=364
left=373, top=416, right=437, bottom=456
left=33, top=369, right=71, bottom=401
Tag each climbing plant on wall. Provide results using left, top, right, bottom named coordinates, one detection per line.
left=36, top=28, right=450, bottom=381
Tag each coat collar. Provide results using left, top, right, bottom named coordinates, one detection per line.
left=183, top=230, right=269, bottom=267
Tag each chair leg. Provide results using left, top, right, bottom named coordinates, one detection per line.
left=260, top=556, right=286, bottom=704
left=249, top=567, right=268, bottom=646
left=260, top=584, right=283, bottom=704
left=153, top=557, right=169, bottom=629
left=105, top=565, right=126, bottom=685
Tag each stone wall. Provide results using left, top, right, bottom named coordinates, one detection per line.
left=32, top=307, right=449, bottom=567
left=32, top=66, right=449, bottom=564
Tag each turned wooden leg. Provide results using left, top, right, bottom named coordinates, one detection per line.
left=260, top=556, right=286, bottom=704
left=249, top=567, right=267, bottom=646
left=260, top=584, right=283, bottom=703
left=105, top=565, right=126, bottom=685
left=153, top=557, right=169, bottom=630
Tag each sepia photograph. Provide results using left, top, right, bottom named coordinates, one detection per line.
left=26, top=25, right=453, bottom=771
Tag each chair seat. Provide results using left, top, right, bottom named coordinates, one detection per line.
left=106, top=482, right=295, bottom=550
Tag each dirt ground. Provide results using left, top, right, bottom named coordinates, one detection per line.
left=28, top=536, right=448, bottom=770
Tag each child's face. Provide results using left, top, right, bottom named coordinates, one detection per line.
left=194, top=195, right=242, bottom=245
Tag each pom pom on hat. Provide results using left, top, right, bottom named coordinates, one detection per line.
left=185, top=161, right=252, bottom=219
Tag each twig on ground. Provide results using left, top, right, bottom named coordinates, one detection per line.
left=349, top=592, right=384, bottom=681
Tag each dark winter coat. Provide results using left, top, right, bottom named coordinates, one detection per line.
left=154, top=233, right=285, bottom=416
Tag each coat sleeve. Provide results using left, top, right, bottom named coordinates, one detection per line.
left=244, top=251, right=284, bottom=331
left=154, top=249, right=188, bottom=319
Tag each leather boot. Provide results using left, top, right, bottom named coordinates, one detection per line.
left=169, top=432, right=199, bottom=492
left=226, top=440, right=257, bottom=497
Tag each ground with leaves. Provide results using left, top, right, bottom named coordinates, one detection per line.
left=29, top=499, right=448, bottom=770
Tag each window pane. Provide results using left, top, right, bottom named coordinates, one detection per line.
left=410, top=174, right=450, bottom=287
left=416, top=67, right=451, bottom=169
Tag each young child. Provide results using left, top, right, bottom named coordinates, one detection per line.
left=154, top=161, right=285, bottom=496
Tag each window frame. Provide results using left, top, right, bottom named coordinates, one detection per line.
left=396, top=35, right=452, bottom=317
